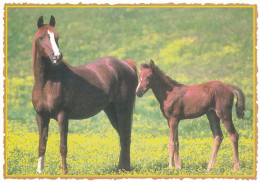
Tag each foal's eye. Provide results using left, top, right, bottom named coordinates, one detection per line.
left=39, top=36, right=44, bottom=40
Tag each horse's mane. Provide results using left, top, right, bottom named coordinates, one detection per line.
left=141, top=63, right=183, bottom=87
left=32, top=36, right=37, bottom=73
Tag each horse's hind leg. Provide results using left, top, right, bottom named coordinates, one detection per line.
left=218, top=111, right=239, bottom=170
left=104, top=103, right=119, bottom=133
left=206, top=110, right=223, bottom=171
left=114, top=100, right=135, bottom=171
left=36, top=113, right=50, bottom=173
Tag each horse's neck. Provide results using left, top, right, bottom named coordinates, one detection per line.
left=151, top=73, right=180, bottom=105
left=33, top=56, right=53, bottom=86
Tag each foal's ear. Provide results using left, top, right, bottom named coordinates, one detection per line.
left=37, top=16, right=44, bottom=28
left=49, top=15, right=55, bottom=27
left=150, top=59, right=155, bottom=69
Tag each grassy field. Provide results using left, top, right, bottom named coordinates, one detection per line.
left=6, top=6, right=255, bottom=177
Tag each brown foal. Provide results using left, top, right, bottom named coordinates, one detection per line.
left=136, top=60, right=245, bottom=171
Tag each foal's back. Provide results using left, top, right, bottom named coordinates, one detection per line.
left=166, top=81, right=234, bottom=119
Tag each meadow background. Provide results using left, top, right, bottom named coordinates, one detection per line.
left=6, top=7, right=254, bottom=177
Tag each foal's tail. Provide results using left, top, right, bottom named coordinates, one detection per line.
left=231, top=86, right=245, bottom=119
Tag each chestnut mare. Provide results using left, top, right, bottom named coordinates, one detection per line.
left=136, top=60, right=245, bottom=171
left=32, top=16, right=138, bottom=174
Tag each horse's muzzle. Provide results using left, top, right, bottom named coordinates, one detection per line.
left=52, top=53, right=63, bottom=66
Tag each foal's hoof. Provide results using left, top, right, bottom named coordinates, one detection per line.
left=169, top=165, right=181, bottom=170
left=62, top=169, right=68, bottom=175
left=175, top=166, right=181, bottom=170
left=234, top=165, right=239, bottom=171
left=207, top=167, right=213, bottom=172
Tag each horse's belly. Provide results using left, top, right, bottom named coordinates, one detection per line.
left=67, top=108, right=103, bottom=120
left=65, top=94, right=110, bottom=120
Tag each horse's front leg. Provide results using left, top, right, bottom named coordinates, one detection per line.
left=36, top=113, right=50, bottom=173
left=57, top=111, right=69, bottom=174
left=168, top=118, right=181, bottom=169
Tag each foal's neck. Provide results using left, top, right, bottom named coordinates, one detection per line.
left=151, top=72, right=182, bottom=105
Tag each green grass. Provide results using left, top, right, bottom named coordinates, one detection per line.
left=6, top=6, right=255, bottom=177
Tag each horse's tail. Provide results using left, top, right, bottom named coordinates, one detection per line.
left=231, top=85, right=245, bottom=119
left=123, top=59, right=137, bottom=73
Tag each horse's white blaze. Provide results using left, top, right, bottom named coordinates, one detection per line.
left=37, top=155, right=45, bottom=173
left=47, top=30, right=60, bottom=58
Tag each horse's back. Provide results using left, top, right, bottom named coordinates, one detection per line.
left=62, top=57, right=137, bottom=119
left=88, top=57, right=137, bottom=76
left=85, top=57, right=138, bottom=91
left=70, top=57, right=136, bottom=86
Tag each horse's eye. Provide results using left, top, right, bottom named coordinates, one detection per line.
left=55, top=38, right=59, bottom=46
left=39, top=36, right=44, bottom=40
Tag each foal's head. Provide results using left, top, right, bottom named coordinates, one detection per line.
left=136, top=60, right=156, bottom=97
left=33, top=16, right=63, bottom=66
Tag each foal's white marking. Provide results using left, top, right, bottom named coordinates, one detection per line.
left=47, top=30, right=60, bottom=59
left=136, top=82, right=141, bottom=93
left=136, top=77, right=143, bottom=92
left=37, top=155, right=45, bottom=173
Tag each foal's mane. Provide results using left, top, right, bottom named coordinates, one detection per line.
left=141, top=63, right=183, bottom=87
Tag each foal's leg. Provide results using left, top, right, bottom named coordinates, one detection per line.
left=168, top=118, right=181, bottom=169
left=115, top=101, right=134, bottom=171
left=36, top=113, right=50, bottom=173
left=57, top=111, right=69, bottom=174
left=206, top=110, right=223, bottom=171
left=220, top=114, right=239, bottom=170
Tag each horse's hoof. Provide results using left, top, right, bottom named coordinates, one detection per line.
left=117, top=166, right=130, bottom=172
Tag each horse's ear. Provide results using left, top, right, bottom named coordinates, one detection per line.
left=150, top=59, right=155, bottom=69
left=37, top=16, right=44, bottom=28
left=49, top=15, right=55, bottom=27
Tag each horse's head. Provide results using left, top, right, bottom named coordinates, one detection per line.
left=34, top=16, right=63, bottom=66
left=136, top=60, right=155, bottom=97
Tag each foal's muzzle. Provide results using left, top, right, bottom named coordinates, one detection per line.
left=136, top=90, right=144, bottom=97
